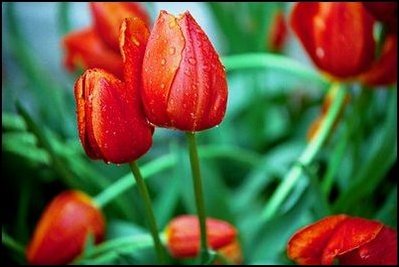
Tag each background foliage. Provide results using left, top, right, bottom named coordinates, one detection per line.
left=2, top=2, right=397, bottom=265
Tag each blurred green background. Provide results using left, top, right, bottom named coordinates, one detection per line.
left=2, top=2, right=397, bottom=265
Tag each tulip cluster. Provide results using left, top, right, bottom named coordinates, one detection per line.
left=287, top=214, right=397, bottom=265
left=165, top=215, right=242, bottom=264
left=291, top=2, right=397, bottom=86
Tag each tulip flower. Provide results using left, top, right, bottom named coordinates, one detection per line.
left=26, top=190, right=105, bottom=265
left=141, top=10, right=228, bottom=132
left=62, top=27, right=123, bottom=78
left=290, top=3, right=376, bottom=79
left=268, top=10, right=287, bottom=53
left=62, top=2, right=149, bottom=78
left=362, top=2, right=397, bottom=33
left=165, top=215, right=242, bottom=264
left=360, top=34, right=398, bottom=86
left=74, top=18, right=153, bottom=164
left=287, top=214, right=397, bottom=265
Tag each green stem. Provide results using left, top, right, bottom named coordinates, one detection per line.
left=261, top=82, right=347, bottom=221
left=58, top=2, right=71, bottom=35
left=186, top=132, right=209, bottom=263
left=2, top=230, right=25, bottom=257
left=93, top=145, right=260, bottom=208
left=128, top=162, right=166, bottom=264
left=222, top=53, right=328, bottom=86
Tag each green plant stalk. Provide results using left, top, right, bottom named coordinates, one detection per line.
left=128, top=162, right=166, bottom=264
left=2, top=230, right=25, bottom=257
left=186, top=132, right=209, bottom=263
left=58, top=2, right=72, bottom=35
left=93, top=145, right=260, bottom=208
left=222, top=53, right=328, bottom=87
left=261, top=82, right=347, bottom=221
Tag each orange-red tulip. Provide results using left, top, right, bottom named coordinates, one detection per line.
left=268, top=11, right=287, bottom=53
left=141, top=11, right=228, bottom=132
left=74, top=18, right=153, bottom=164
left=26, top=191, right=105, bottom=265
left=90, top=2, right=150, bottom=52
left=287, top=214, right=397, bottom=265
left=360, top=34, right=398, bottom=86
left=62, top=27, right=123, bottom=78
left=165, top=215, right=242, bottom=264
left=291, top=3, right=376, bottom=79
left=62, top=2, right=150, bottom=78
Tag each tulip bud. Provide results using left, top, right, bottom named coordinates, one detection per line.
left=74, top=18, right=153, bottom=164
left=62, top=27, right=123, bottom=78
left=165, top=215, right=242, bottom=264
left=268, top=11, right=287, bottom=53
left=26, top=191, right=105, bottom=265
left=290, top=3, right=376, bottom=79
left=287, top=214, right=397, bottom=265
left=90, top=2, right=150, bottom=52
left=141, top=10, right=228, bottom=132
left=360, top=34, right=397, bottom=86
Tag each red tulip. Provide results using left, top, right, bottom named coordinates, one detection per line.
left=74, top=18, right=153, bottom=164
left=362, top=2, right=397, bottom=33
left=268, top=10, right=287, bottom=53
left=90, top=2, right=150, bottom=52
left=360, top=34, right=398, bottom=86
left=62, top=2, right=150, bottom=78
left=26, top=191, right=105, bottom=265
left=165, top=215, right=242, bottom=264
left=141, top=10, right=228, bottom=132
left=290, top=3, right=376, bottom=79
left=62, top=27, right=123, bottom=78
left=287, top=214, right=397, bottom=265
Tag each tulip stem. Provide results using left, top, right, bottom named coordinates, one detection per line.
left=128, top=161, right=166, bottom=264
left=261, top=82, right=347, bottom=221
left=186, top=132, right=209, bottom=263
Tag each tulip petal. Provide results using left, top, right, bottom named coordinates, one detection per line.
left=338, top=226, right=398, bottom=265
left=321, top=217, right=383, bottom=264
left=75, top=69, right=152, bottom=164
left=62, top=27, right=123, bottom=78
left=90, top=2, right=150, bottom=52
left=287, top=214, right=348, bottom=264
left=141, top=11, right=185, bottom=127
left=166, top=11, right=228, bottom=131
left=360, top=34, right=397, bottom=86
left=26, top=191, right=104, bottom=265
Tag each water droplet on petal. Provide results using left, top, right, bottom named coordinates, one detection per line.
left=169, top=47, right=176, bottom=55
left=169, top=20, right=177, bottom=28
left=131, top=37, right=140, bottom=46
left=161, top=58, right=167, bottom=65
left=188, top=57, right=197, bottom=65
left=160, top=83, right=165, bottom=89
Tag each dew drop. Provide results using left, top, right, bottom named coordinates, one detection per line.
left=161, top=58, right=167, bottom=65
left=168, top=20, right=177, bottom=28
left=131, top=37, right=140, bottom=46
left=160, top=83, right=165, bottom=89
left=188, top=57, right=197, bottom=65
left=169, top=47, right=176, bottom=55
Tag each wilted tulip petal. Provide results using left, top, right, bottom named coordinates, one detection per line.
left=287, top=214, right=348, bottom=264
left=360, top=34, right=398, bottom=86
left=74, top=68, right=153, bottom=164
left=62, top=27, right=123, bottom=78
left=142, top=11, right=228, bottom=132
left=291, top=3, right=375, bottom=79
left=165, top=215, right=238, bottom=260
left=90, top=2, right=150, bottom=52
left=26, top=191, right=105, bottom=265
